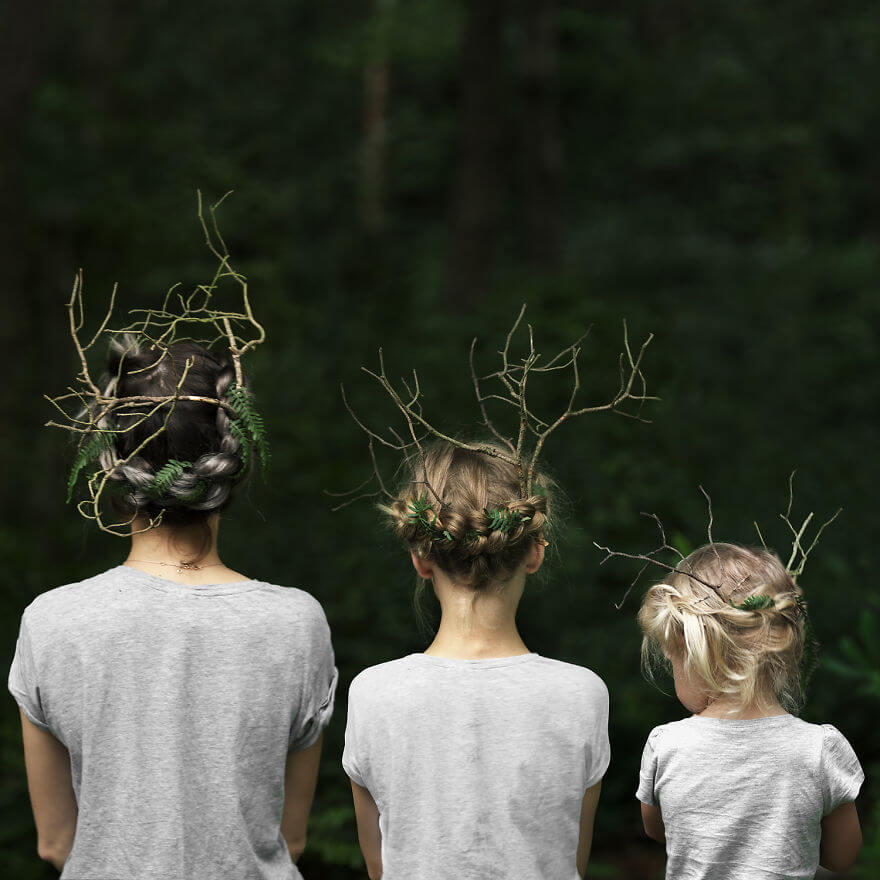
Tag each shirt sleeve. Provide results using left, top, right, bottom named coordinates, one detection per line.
left=342, top=677, right=368, bottom=789
left=288, top=608, right=338, bottom=752
left=820, top=724, right=864, bottom=815
left=636, top=730, right=660, bottom=806
left=584, top=676, right=611, bottom=788
left=8, top=611, right=50, bottom=731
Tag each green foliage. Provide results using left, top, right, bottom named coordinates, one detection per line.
left=485, top=507, right=530, bottom=534
left=145, top=460, right=192, bottom=498
left=225, top=384, right=271, bottom=475
left=406, top=495, right=451, bottom=542
left=66, top=429, right=113, bottom=503
left=824, top=602, right=880, bottom=701
left=730, top=594, right=775, bottom=611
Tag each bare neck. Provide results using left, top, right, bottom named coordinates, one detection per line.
left=697, top=698, right=787, bottom=720
left=123, top=515, right=247, bottom=584
left=424, top=569, right=530, bottom=660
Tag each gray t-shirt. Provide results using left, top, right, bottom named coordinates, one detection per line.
left=8, top=565, right=338, bottom=880
left=636, top=714, right=864, bottom=880
left=342, top=652, right=610, bottom=880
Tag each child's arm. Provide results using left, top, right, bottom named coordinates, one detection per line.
left=640, top=802, right=665, bottom=843
left=351, top=779, right=383, bottom=879
left=576, top=779, right=602, bottom=877
left=281, top=733, right=323, bottom=862
left=819, top=801, right=862, bottom=874
left=19, top=709, right=78, bottom=871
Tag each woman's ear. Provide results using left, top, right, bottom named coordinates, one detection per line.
left=410, top=551, right=434, bottom=580
left=524, top=539, right=546, bottom=574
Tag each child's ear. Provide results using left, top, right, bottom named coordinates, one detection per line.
left=410, top=551, right=434, bottom=580
left=524, top=539, right=545, bottom=574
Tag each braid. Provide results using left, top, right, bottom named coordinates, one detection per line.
left=102, top=341, right=252, bottom=523
left=382, top=441, right=554, bottom=590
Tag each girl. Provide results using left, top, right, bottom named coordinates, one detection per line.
left=8, top=340, right=337, bottom=880
left=343, top=441, right=610, bottom=880
left=636, top=542, right=863, bottom=879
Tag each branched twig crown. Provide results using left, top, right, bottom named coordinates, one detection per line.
left=331, top=304, right=656, bottom=511
left=46, top=191, right=268, bottom=535
left=594, top=475, right=841, bottom=699
left=595, top=475, right=841, bottom=607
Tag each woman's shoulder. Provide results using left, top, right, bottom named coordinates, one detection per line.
left=22, top=569, right=121, bottom=621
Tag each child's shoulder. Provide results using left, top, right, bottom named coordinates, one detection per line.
left=348, top=655, right=420, bottom=696
left=645, top=713, right=829, bottom=753
left=530, top=655, right=608, bottom=700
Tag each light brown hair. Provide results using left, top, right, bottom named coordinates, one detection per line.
left=638, top=543, right=806, bottom=713
left=382, top=440, right=553, bottom=591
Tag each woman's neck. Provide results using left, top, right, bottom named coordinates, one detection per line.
left=123, top=516, right=246, bottom=584
left=424, top=570, right=530, bottom=660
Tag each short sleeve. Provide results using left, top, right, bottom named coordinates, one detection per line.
left=584, top=677, right=611, bottom=788
left=636, top=730, right=660, bottom=806
left=820, top=724, right=864, bottom=815
left=8, top=611, right=50, bottom=731
left=288, top=610, right=338, bottom=751
left=342, top=677, right=368, bottom=788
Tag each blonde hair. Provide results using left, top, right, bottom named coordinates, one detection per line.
left=381, top=440, right=553, bottom=590
left=638, top=543, right=806, bottom=714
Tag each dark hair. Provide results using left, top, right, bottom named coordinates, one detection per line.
left=105, top=337, right=249, bottom=529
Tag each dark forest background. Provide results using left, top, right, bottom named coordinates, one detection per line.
left=1, top=2, right=879, bottom=878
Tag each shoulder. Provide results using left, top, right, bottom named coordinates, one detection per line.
left=531, top=656, right=609, bottom=706
left=640, top=717, right=699, bottom=753
left=254, top=582, right=328, bottom=620
left=22, top=569, right=120, bottom=626
left=348, top=656, right=421, bottom=706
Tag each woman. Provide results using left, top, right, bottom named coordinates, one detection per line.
left=8, top=339, right=337, bottom=880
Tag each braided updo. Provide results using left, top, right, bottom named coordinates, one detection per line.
left=102, top=337, right=249, bottom=526
left=638, top=543, right=806, bottom=713
left=382, top=441, right=554, bottom=591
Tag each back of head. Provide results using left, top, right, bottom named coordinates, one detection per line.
left=103, top=337, right=248, bottom=528
left=638, top=542, right=806, bottom=713
left=382, top=440, right=553, bottom=590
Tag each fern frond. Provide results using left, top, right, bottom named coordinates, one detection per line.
left=67, top=429, right=113, bottom=503
left=485, top=507, right=530, bottom=534
left=146, top=460, right=191, bottom=498
left=225, top=384, right=270, bottom=474
left=731, top=594, right=775, bottom=611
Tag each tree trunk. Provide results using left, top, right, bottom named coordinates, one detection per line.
left=361, top=0, right=395, bottom=235
left=447, top=0, right=507, bottom=309
left=519, top=0, right=562, bottom=268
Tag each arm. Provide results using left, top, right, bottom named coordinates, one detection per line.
left=19, top=708, right=78, bottom=871
left=351, top=780, right=383, bottom=880
left=641, top=802, right=665, bottom=844
left=576, top=779, right=602, bottom=878
left=281, top=734, right=323, bottom=863
left=819, top=801, right=862, bottom=874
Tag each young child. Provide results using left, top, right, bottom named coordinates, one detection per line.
left=343, top=440, right=610, bottom=880
left=636, top=542, right=863, bottom=879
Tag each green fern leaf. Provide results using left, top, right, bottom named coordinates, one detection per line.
left=146, top=460, right=191, bottom=498
left=731, top=594, right=775, bottom=611
left=67, top=429, right=113, bottom=503
left=225, top=384, right=270, bottom=474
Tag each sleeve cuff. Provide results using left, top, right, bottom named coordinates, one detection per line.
left=8, top=685, right=50, bottom=731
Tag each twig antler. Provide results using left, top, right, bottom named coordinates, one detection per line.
left=46, top=191, right=267, bottom=535
left=597, top=475, right=841, bottom=610
left=594, top=490, right=724, bottom=609
left=754, top=471, right=842, bottom=581
left=331, top=304, right=656, bottom=511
